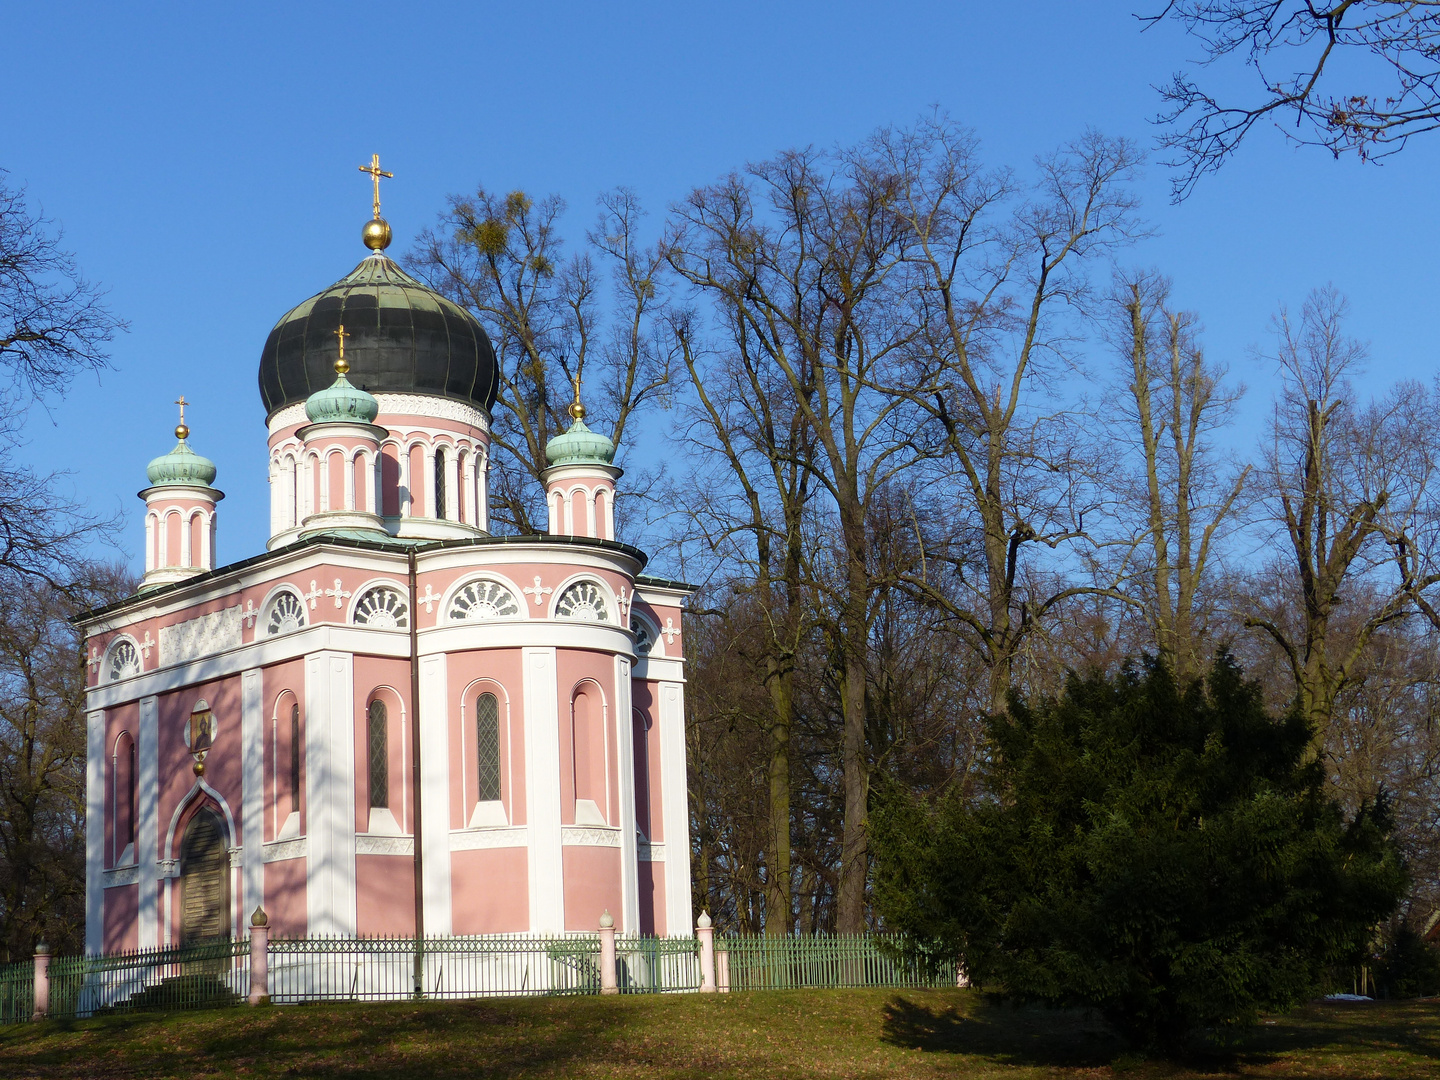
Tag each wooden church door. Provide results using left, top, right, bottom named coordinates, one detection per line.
left=179, top=808, right=230, bottom=943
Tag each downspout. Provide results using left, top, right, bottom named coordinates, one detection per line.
left=408, top=546, right=425, bottom=996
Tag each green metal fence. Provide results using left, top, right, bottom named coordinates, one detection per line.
left=43, top=938, right=249, bottom=1020
left=718, top=934, right=957, bottom=991
left=0, top=959, right=33, bottom=1023
left=617, top=936, right=702, bottom=993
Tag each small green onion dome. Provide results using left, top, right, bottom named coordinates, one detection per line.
left=146, top=436, right=218, bottom=488
left=305, top=372, right=380, bottom=425
left=545, top=417, right=616, bottom=467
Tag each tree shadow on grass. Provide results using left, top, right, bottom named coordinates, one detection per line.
left=880, top=994, right=1123, bottom=1068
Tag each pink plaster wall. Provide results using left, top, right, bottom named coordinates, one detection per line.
left=450, top=848, right=529, bottom=934
left=562, top=846, right=623, bottom=932
left=355, top=855, right=417, bottom=935
left=555, top=650, right=622, bottom=828
left=264, top=659, right=306, bottom=841
left=639, top=863, right=665, bottom=935
left=103, top=883, right=139, bottom=954
left=446, top=650, right=525, bottom=829
left=103, top=702, right=140, bottom=866
left=263, top=859, right=307, bottom=936
left=352, top=657, right=412, bottom=834
left=632, top=682, right=661, bottom=842
left=327, top=449, right=345, bottom=510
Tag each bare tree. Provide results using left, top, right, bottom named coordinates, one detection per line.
left=1109, top=270, right=1249, bottom=680
left=413, top=188, right=675, bottom=534
left=1150, top=1, right=1440, bottom=198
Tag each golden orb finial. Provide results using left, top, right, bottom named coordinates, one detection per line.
left=174, top=395, right=190, bottom=440
left=362, top=217, right=392, bottom=251
left=568, top=373, right=586, bottom=422
left=333, top=325, right=351, bottom=375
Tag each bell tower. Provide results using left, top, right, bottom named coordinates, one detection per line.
left=139, top=399, right=223, bottom=591
left=543, top=378, right=620, bottom=540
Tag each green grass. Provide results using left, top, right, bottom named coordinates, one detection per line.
left=1, top=989, right=1438, bottom=1078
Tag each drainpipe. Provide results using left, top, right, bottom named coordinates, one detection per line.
left=408, top=547, right=425, bottom=997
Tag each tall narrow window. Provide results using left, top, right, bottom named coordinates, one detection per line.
left=126, top=739, right=137, bottom=847
left=368, top=699, right=389, bottom=809
left=476, top=692, right=500, bottom=801
left=289, top=703, right=301, bottom=811
left=434, top=447, right=447, bottom=520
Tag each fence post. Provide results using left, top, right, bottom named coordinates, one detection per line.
left=599, top=910, right=618, bottom=995
left=31, top=942, right=49, bottom=1021
left=248, top=907, right=270, bottom=1005
left=697, top=911, right=716, bottom=993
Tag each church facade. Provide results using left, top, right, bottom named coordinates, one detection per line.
left=76, top=184, right=693, bottom=954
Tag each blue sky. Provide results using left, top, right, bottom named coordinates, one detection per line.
left=5, top=2, right=1437, bottom=574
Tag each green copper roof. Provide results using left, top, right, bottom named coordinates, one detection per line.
left=146, top=438, right=218, bottom=488
left=545, top=417, right=616, bottom=467
left=305, top=372, right=380, bottom=425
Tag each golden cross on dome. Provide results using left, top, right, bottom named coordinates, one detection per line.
left=569, top=373, right=586, bottom=422
left=358, top=154, right=394, bottom=219
left=333, top=324, right=351, bottom=375
left=174, top=395, right=190, bottom=439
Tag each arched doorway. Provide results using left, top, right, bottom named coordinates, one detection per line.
left=179, top=806, right=230, bottom=943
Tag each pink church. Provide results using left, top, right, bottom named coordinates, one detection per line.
left=76, top=196, right=694, bottom=955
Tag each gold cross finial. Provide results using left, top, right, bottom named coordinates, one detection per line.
left=568, top=373, right=586, bottom=422
left=333, top=324, right=351, bottom=376
left=174, top=396, right=190, bottom=440
left=358, top=154, right=394, bottom=219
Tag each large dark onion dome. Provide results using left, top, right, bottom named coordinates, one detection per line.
left=258, top=251, right=499, bottom=419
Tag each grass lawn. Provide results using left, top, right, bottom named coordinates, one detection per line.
left=1, top=989, right=1438, bottom=1079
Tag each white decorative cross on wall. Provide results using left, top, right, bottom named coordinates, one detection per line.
left=617, top=587, right=631, bottom=620
left=326, top=579, right=352, bottom=609
left=242, top=600, right=258, bottom=629
left=523, top=576, right=553, bottom=607
left=419, top=584, right=438, bottom=613
left=662, top=618, right=679, bottom=645
left=139, top=631, right=155, bottom=660
left=87, top=647, right=100, bottom=674
left=303, top=580, right=324, bottom=610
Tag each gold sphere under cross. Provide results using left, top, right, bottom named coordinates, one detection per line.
left=333, top=325, right=351, bottom=376
left=174, top=395, right=190, bottom=440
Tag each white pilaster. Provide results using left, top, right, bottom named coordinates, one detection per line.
left=137, top=696, right=159, bottom=949
left=478, top=448, right=489, bottom=532
left=344, top=454, right=355, bottom=511
left=614, top=656, right=639, bottom=935
left=445, top=451, right=460, bottom=521
left=658, top=681, right=693, bottom=938
left=85, top=707, right=105, bottom=955
left=318, top=455, right=331, bottom=513
left=180, top=514, right=192, bottom=568
left=241, top=669, right=264, bottom=922
left=523, top=647, right=564, bottom=932
left=422, top=445, right=436, bottom=519
left=399, top=446, right=411, bottom=517
left=418, top=652, right=452, bottom=934
left=305, top=651, right=356, bottom=935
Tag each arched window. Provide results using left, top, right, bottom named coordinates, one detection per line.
left=106, top=638, right=141, bottom=682
left=434, top=447, right=447, bottom=520
left=571, top=684, right=607, bottom=826
left=289, top=702, right=301, bottom=811
left=476, top=692, right=500, bottom=802
left=354, top=586, right=409, bottom=629
left=264, top=591, right=306, bottom=636
left=126, top=737, right=137, bottom=848
left=448, top=580, right=520, bottom=621
left=555, top=581, right=610, bottom=622
left=367, top=699, right=388, bottom=809
left=633, top=709, right=651, bottom=839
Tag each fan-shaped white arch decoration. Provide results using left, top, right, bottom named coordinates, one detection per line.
left=354, top=586, right=409, bottom=629
left=631, top=614, right=655, bottom=655
left=105, top=638, right=141, bottom=682
left=448, top=580, right=520, bottom=622
left=264, top=591, right=307, bottom=636
left=555, top=581, right=610, bottom=622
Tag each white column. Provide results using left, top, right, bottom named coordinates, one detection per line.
left=422, top=445, right=436, bottom=519
left=614, top=656, right=639, bottom=935
left=523, top=647, right=564, bottom=932
left=137, top=696, right=159, bottom=949
left=269, top=460, right=280, bottom=536
left=478, top=449, right=489, bottom=532
left=373, top=451, right=385, bottom=520
left=144, top=515, right=156, bottom=573
left=85, top=707, right=105, bottom=955
left=208, top=513, right=216, bottom=569
left=419, top=653, right=451, bottom=934
left=287, top=460, right=298, bottom=530
left=180, top=513, right=192, bottom=568
left=399, top=445, right=412, bottom=517
left=445, top=450, right=460, bottom=521
left=461, top=454, right=476, bottom=526
left=319, top=454, right=331, bottom=513
left=241, top=669, right=264, bottom=924
left=305, top=651, right=357, bottom=936
left=563, top=492, right=574, bottom=536
left=658, top=681, right=693, bottom=939
left=585, top=489, right=597, bottom=538
left=344, top=454, right=356, bottom=512
left=158, top=512, right=169, bottom=567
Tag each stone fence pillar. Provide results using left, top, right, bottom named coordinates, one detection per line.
left=599, top=910, right=618, bottom=995
left=697, top=911, right=716, bottom=993
left=31, top=942, right=50, bottom=1020
left=248, top=907, right=270, bottom=1005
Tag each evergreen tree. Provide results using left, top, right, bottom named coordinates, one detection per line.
left=872, top=655, right=1407, bottom=1052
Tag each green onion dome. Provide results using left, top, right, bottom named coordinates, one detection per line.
left=545, top=417, right=616, bottom=467
left=305, top=372, right=380, bottom=425
left=146, top=436, right=218, bottom=488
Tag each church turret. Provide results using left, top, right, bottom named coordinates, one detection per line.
left=294, top=324, right=389, bottom=540
left=139, top=400, right=223, bottom=590
left=544, top=379, right=620, bottom=540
